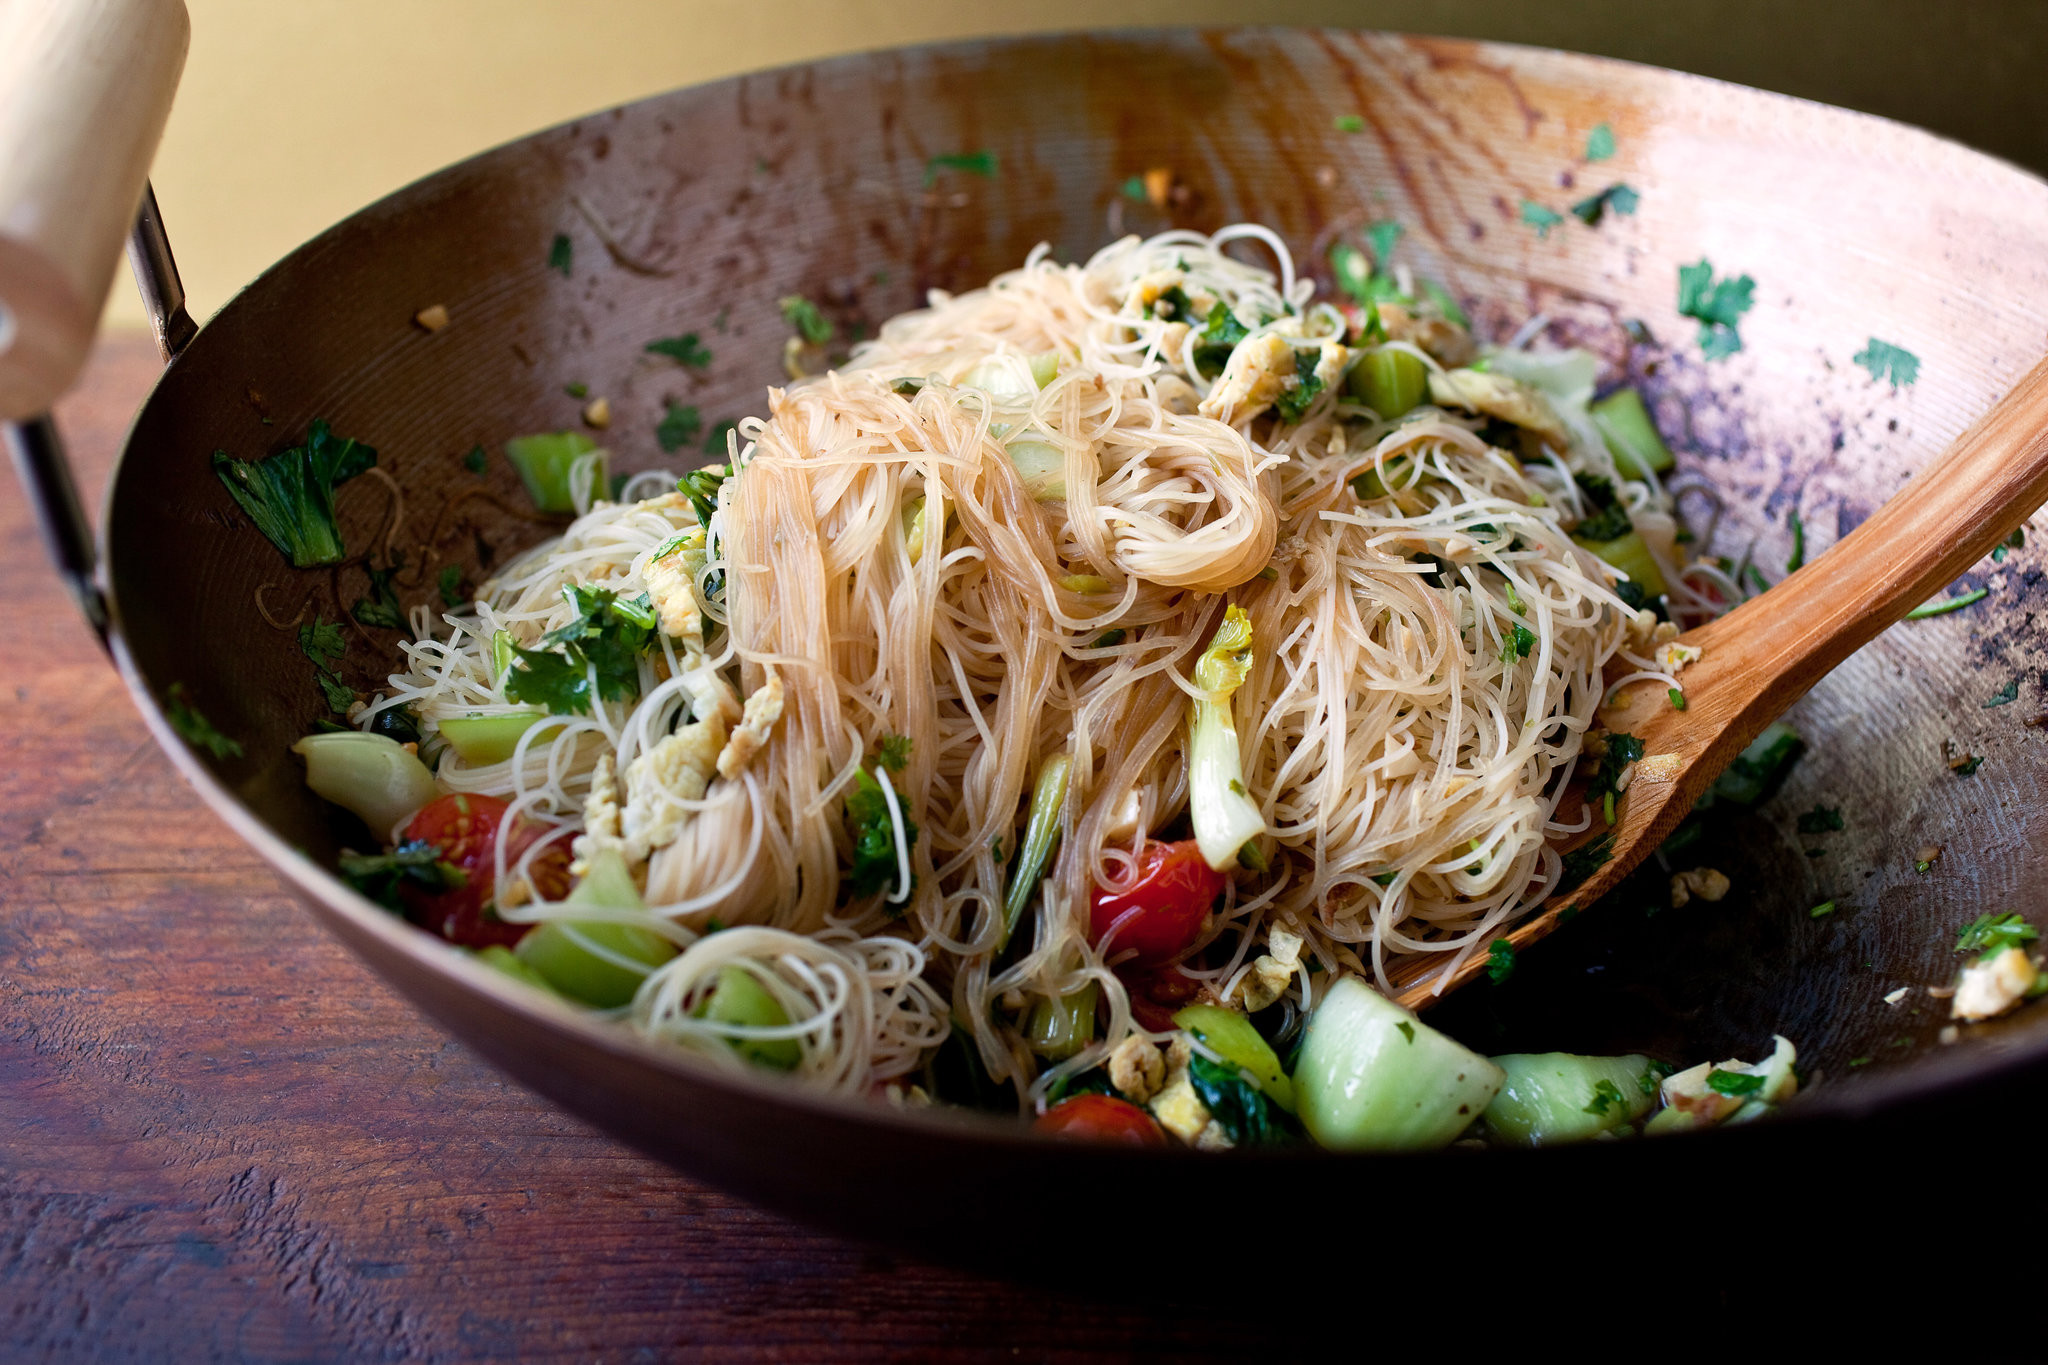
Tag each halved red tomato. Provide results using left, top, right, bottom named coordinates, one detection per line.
left=399, top=793, right=571, bottom=949
left=1034, top=1094, right=1166, bottom=1146
left=1088, top=838, right=1223, bottom=966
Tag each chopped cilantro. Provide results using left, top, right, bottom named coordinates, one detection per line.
left=656, top=402, right=702, bottom=454
left=1396, top=1020, right=1415, bottom=1043
left=564, top=381, right=588, bottom=399
left=351, top=557, right=406, bottom=632
left=1585, top=123, right=1616, bottom=161
left=1365, top=220, right=1403, bottom=270
left=298, top=616, right=346, bottom=669
left=876, top=734, right=913, bottom=773
left=165, top=683, right=243, bottom=760
left=1583, top=1078, right=1626, bottom=1115
left=1952, top=754, right=1984, bottom=777
left=1187, top=1054, right=1290, bottom=1146
left=1852, top=337, right=1919, bottom=388
left=1848, top=1056, right=1873, bottom=1068
left=1984, top=678, right=2019, bottom=708
left=703, top=419, right=740, bottom=456
left=1485, top=938, right=1516, bottom=984
left=1272, top=349, right=1325, bottom=423
left=1809, top=901, right=1837, bottom=919
left=845, top=767, right=917, bottom=900
left=1905, top=588, right=1988, bottom=619
left=211, top=420, right=377, bottom=568
left=1570, top=183, right=1638, bottom=226
left=547, top=233, right=572, bottom=277
left=313, top=670, right=355, bottom=714
left=678, top=464, right=729, bottom=527
left=1787, top=509, right=1805, bottom=573
left=779, top=295, right=834, bottom=346
left=504, top=585, right=657, bottom=713
left=646, top=333, right=712, bottom=368
left=1190, top=302, right=1250, bottom=378
left=1334, top=114, right=1365, bottom=133
left=1956, top=912, right=2037, bottom=956
left=1120, top=175, right=1146, bottom=201
left=1993, top=527, right=2025, bottom=564
left=1588, top=732, right=1645, bottom=814
left=922, top=149, right=998, bottom=186
left=1705, top=1069, right=1765, bottom=1097
left=1797, top=806, right=1845, bottom=834
left=1676, top=259, right=1755, bottom=361
left=437, top=564, right=466, bottom=609
left=1500, top=623, right=1536, bottom=662
left=463, top=444, right=487, bottom=475
left=1556, top=834, right=1614, bottom=893
left=340, top=839, right=466, bottom=913
left=1668, top=687, right=1687, bottom=711
left=1091, top=628, right=1127, bottom=649
left=502, top=644, right=592, bottom=715
left=1519, top=199, right=1566, bottom=239
left=1572, top=473, right=1634, bottom=542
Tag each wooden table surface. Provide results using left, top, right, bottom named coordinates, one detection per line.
left=1, top=337, right=1284, bottom=1363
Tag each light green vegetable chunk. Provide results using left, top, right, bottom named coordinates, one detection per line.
left=505, top=432, right=604, bottom=514
left=1174, top=1003, right=1295, bottom=1114
left=474, top=944, right=558, bottom=993
left=438, top=709, right=549, bottom=765
left=513, top=848, right=678, bottom=1007
left=293, top=730, right=438, bottom=834
left=1187, top=605, right=1266, bottom=871
left=1575, top=528, right=1669, bottom=600
left=1591, top=387, right=1676, bottom=478
left=1482, top=1052, right=1658, bottom=1147
left=1027, top=981, right=1098, bottom=1061
left=1346, top=348, right=1429, bottom=419
left=1293, top=976, right=1503, bottom=1151
left=1000, top=753, right=1071, bottom=952
left=696, top=965, right=801, bottom=1070
left=1005, top=437, right=1067, bottom=500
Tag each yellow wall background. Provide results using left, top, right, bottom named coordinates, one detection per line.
left=131, top=0, right=2048, bottom=331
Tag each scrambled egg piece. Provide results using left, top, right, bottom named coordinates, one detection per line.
left=1952, top=946, right=2039, bottom=1022
left=616, top=712, right=727, bottom=860
left=1119, top=268, right=1192, bottom=319
left=1427, top=368, right=1570, bottom=449
left=644, top=531, right=704, bottom=641
left=572, top=752, right=624, bottom=875
left=1147, top=1037, right=1232, bottom=1149
left=1669, top=866, right=1730, bottom=909
left=1107, top=1033, right=1166, bottom=1102
left=716, top=672, right=786, bottom=780
left=1655, top=640, right=1704, bottom=674
left=1376, top=302, right=1477, bottom=367
left=1234, top=925, right=1303, bottom=1013
left=1310, top=340, right=1350, bottom=393
left=1199, top=332, right=1295, bottom=425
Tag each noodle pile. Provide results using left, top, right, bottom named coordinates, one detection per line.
left=362, top=226, right=1692, bottom=1106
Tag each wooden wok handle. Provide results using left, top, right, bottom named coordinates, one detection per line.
left=1689, top=351, right=2048, bottom=704
left=0, top=0, right=189, bottom=422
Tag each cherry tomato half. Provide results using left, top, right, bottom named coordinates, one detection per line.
left=1034, top=1094, right=1167, bottom=1147
left=1088, top=838, right=1224, bottom=967
left=400, top=793, right=571, bottom=949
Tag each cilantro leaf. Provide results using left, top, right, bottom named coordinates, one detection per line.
left=165, top=683, right=244, bottom=760
left=1486, top=938, right=1516, bottom=984
left=1570, top=183, right=1638, bottom=226
left=1585, top=122, right=1616, bottom=161
left=678, top=464, right=729, bottom=527
left=656, top=402, right=702, bottom=454
left=1956, top=912, right=2037, bottom=956
left=1556, top=833, right=1614, bottom=893
left=1120, top=175, right=1146, bottom=201
left=547, top=233, right=572, bottom=277
left=1676, top=260, right=1755, bottom=361
left=1984, top=678, right=2019, bottom=708
left=1190, top=301, right=1251, bottom=378
left=1796, top=805, right=1845, bottom=834
left=437, top=564, right=466, bottom=609
left=922, top=149, right=998, bottom=186
left=1519, top=200, right=1565, bottom=239
left=351, top=557, right=406, bottom=632
left=1787, top=509, right=1806, bottom=573
left=339, top=839, right=467, bottom=913
left=1272, top=349, right=1325, bottom=423
left=1705, top=1069, right=1765, bottom=1097
left=211, top=420, right=377, bottom=568
left=1852, top=337, right=1919, bottom=388
left=1583, top=1078, right=1625, bottom=1115
left=876, top=734, right=912, bottom=773
left=1334, top=114, right=1365, bottom=133
left=298, top=616, right=347, bottom=669
left=1952, top=753, right=1984, bottom=777
left=845, top=768, right=917, bottom=899
left=1571, top=473, right=1634, bottom=543
left=646, top=333, right=712, bottom=368
left=463, top=444, right=487, bottom=475
left=779, top=295, right=834, bottom=346
left=1186, top=1054, right=1291, bottom=1147
left=504, top=643, right=593, bottom=715
left=1365, top=220, right=1403, bottom=270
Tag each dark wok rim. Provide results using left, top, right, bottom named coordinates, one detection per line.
left=88, top=24, right=2048, bottom=1162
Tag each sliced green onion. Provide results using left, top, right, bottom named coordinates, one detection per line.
left=1905, top=588, right=1989, bottom=619
left=1000, top=754, right=1071, bottom=952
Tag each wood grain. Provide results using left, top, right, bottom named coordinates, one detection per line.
left=0, top=336, right=1284, bottom=1363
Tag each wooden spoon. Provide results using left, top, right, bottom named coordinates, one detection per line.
left=1391, top=357, right=2048, bottom=1010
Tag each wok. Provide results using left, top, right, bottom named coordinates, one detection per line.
left=8, top=13, right=2048, bottom=1266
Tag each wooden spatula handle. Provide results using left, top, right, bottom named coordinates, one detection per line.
left=0, top=0, right=189, bottom=422
left=1692, top=353, right=2048, bottom=705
